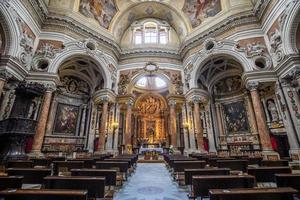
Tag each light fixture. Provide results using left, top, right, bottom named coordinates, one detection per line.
left=144, top=62, right=158, bottom=73
left=112, top=122, right=119, bottom=129
left=183, top=121, right=189, bottom=129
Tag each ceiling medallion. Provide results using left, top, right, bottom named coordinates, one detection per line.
left=144, top=62, right=159, bottom=73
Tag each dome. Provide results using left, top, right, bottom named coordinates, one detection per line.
left=136, top=75, right=167, bottom=90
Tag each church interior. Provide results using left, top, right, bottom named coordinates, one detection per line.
left=0, top=0, right=300, bottom=199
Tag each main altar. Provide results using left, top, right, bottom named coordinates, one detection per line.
left=134, top=94, right=168, bottom=148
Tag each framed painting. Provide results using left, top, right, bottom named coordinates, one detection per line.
left=223, top=101, right=249, bottom=134
left=53, top=103, right=79, bottom=135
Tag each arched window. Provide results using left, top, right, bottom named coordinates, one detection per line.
left=133, top=20, right=169, bottom=45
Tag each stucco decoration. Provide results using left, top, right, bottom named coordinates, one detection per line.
left=183, top=0, right=221, bottom=28
left=79, top=0, right=117, bottom=29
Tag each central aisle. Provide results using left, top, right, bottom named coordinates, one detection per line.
left=114, top=163, right=188, bottom=200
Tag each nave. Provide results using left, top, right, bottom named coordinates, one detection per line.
left=114, top=163, right=188, bottom=200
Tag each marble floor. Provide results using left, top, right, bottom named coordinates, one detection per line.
left=113, top=163, right=189, bottom=200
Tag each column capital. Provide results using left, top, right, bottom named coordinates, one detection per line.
left=168, top=99, right=176, bottom=107
left=279, top=78, right=292, bottom=88
left=44, top=83, right=56, bottom=92
left=126, top=99, right=134, bottom=107
left=0, top=70, right=13, bottom=81
left=246, top=81, right=259, bottom=91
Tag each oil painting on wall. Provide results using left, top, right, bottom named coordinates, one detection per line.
left=223, top=101, right=249, bottom=134
left=79, top=0, right=117, bottom=29
left=183, top=0, right=222, bottom=28
left=54, top=104, right=79, bottom=135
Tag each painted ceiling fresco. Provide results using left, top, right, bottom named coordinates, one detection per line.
left=183, top=0, right=222, bottom=28
left=79, top=0, right=117, bottom=29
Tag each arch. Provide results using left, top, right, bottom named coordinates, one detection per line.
left=0, top=3, right=21, bottom=56
left=111, top=1, right=189, bottom=42
left=126, top=70, right=171, bottom=94
left=49, top=46, right=112, bottom=89
left=190, top=50, right=251, bottom=89
left=281, top=0, right=300, bottom=54
left=134, top=92, right=168, bottom=111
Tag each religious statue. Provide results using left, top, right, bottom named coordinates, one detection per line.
left=267, top=100, right=279, bottom=122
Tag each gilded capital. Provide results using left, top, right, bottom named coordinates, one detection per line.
left=246, top=81, right=259, bottom=91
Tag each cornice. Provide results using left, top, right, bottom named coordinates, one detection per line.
left=242, top=70, right=278, bottom=85
left=179, top=10, right=258, bottom=58
left=275, top=54, right=300, bottom=78
left=0, top=55, right=28, bottom=81
left=119, top=48, right=181, bottom=61
left=25, top=0, right=272, bottom=62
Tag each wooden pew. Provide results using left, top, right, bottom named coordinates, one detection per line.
left=52, top=161, right=84, bottom=175
left=217, top=160, right=248, bottom=172
left=173, top=161, right=206, bottom=173
left=6, top=160, right=33, bottom=168
left=30, top=158, right=51, bottom=167
left=260, top=160, right=289, bottom=167
left=247, top=167, right=291, bottom=182
left=190, top=175, right=256, bottom=199
left=67, top=159, right=95, bottom=168
left=208, top=158, right=236, bottom=167
left=104, top=159, right=132, bottom=168
left=7, top=168, right=51, bottom=184
left=209, top=187, right=298, bottom=200
left=0, top=176, right=23, bottom=190
left=44, top=176, right=105, bottom=199
left=276, top=173, right=300, bottom=191
left=95, top=161, right=128, bottom=178
left=71, top=169, right=117, bottom=186
left=0, top=189, right=88, bottom=200
left=184, top=168, right=230, bottom=186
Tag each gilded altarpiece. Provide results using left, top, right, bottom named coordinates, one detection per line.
left=134, top=94, right=167, bottom=145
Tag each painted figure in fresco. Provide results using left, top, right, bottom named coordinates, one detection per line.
left=54, top=105, right=78, bottom=134
left=223, top=102, right=249, bottom=134
left=183, top=0, right=221, bottom=28
left=79, top=0, right=117, bottom=29
left=267, top=100, right=279, bottom=122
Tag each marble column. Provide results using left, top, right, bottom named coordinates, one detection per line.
left=80, top=105, right=87, bottom=136
left=0, top=78, right=5, bottom=97
left=31, top=89, right=54, bottom=155
left=216, top=104, right=225, bottom=135
left=97, top=100, right=109, bottom=152
left=125, top=100, right=133, bottom=153
left=169, top=100, right=177, bottom=148
left=247, top=82, right=273, bottom=151
left=206, top=103, right=217, bottom=152
left=276, top=81, right=300, bottom=150
left=246, top=94, right=258, bottom=134
left=193, top=98, right=204, bottom=151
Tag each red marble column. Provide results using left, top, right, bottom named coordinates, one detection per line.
left=169, top=100, right=177, bottom=148
left=0, top=78, right=5, bottom=96
left=31, top=90, right=53, bottom=155
left=247, top=82, right=273, bottom=151
left=97, top=100, right=108, bottom=152
left=193, top=98, right=204, bottom=151
left=125, top=100, right=133, bottom=153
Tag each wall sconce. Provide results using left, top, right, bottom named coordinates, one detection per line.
left=112, top=122, right=119, bottom=129
left=183, top=122, right=189, bottom=129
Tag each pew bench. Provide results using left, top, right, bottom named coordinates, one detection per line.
left=248, top=166, right=291, bottom=187
left=53, top=161, right=85, bottom=175
left=276, top=173, right=300, bottom=193
left=184, top=168, right=230, bottom=186
left=44, top=176, right=106, bottom=199
left=260, top=160, right=289, bottom=167
left=6, top=161, right=33, bottom=168
left=209, top=187, right=298, bottom=200
left=0, top=176, right=23, bottom=190
left=0, top=189, right=88, bottom=200
left=95, top=161, right=129, bottom=181
left=217, top=160, right=248, bottom=172
left=71, top=169, right=117, bottom=186
left=189, top=175, right=256, bottom=199
left=172, top=161, right=206, bottom=183
left=6, top=168, right=51, bottom=185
